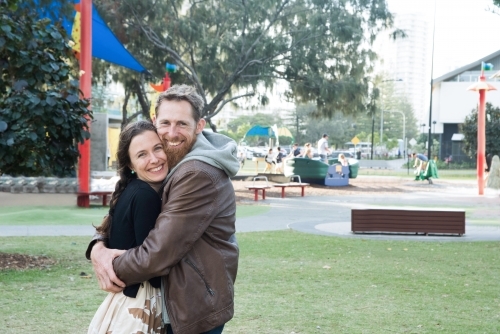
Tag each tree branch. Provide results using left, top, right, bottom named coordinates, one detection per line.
left=206, top=92, right=255, bottom=120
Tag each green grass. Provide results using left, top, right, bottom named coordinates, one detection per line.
left=0, top=205, right=270, bottom=225
left=1, top=233, right=499, bottom=333
left=0, top=206, right=109, bottom=226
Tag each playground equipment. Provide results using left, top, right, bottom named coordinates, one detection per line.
left=284, top=157, right=359, bottom=185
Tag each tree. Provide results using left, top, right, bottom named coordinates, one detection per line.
left=462, top=102, right=500, bottom=158
left=0, top=2, right=92, bottom=177
left=93, top=0, right=396, bottom=131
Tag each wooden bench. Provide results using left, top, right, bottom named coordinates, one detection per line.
left=77, top=191, right=112, bottom=206
left=245, top=176, right=271, bottom=201
left=273, top=175, right=310, bottom=198
left=351, top=208, right=465, bottom=236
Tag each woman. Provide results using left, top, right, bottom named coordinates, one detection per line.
left=88, top=121, right=168, bottom=334
left=301, top=143, right=313, bottom=159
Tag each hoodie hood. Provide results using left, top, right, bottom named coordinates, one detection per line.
left=165, top=130, right=239, bottom=183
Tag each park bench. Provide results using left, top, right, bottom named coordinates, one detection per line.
left=77, top=191, right=113, bottom=206
left=351, top=208, right=465, bottom=236
left=246, top=176, right=271, bottom=201
left=273, top=175, right=310, bottom=198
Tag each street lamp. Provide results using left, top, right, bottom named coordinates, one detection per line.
left=432, top=120, right=436, bottom=143
left=371, top=110, right=375, bottom=160
left=379, top=79, right=403, bottom=146
left=421, top=123, right=426, bottom=135
left=386, top=110, right=406, bottom=160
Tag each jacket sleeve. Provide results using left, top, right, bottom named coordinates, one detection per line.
left=112, top=166, right=223, bottom=285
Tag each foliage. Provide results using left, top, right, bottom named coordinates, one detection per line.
left=0, top=3, right=92, bottom=177
left=93, top=0, right=395, bottom=131
left=462, top=102, right=500, bottom=158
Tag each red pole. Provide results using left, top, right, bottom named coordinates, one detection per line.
left=77, top=0, right=92, bottom=207
left=477, top=77, right=486, bottom=195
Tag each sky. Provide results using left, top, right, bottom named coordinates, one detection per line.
left=386, top=0, right=500, bottom=78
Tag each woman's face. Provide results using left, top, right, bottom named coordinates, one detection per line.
left=128, top=130, right=168, bottom=184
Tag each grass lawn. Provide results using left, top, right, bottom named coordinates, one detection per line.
left=1, top=232, right=499, bottom=333
left=0, top=205, right=270, bottom=225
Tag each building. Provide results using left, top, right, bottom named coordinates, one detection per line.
left=430, top=50, right=500, bottom=161
left=375, top=11, right=431, bottom=124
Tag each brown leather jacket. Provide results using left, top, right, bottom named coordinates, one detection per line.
left=112, top=160, right=238, bottom=334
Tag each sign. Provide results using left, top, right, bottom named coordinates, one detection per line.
left=351, top=136, right=360, bottom=146
left=409, top=138, right=417, bottom=146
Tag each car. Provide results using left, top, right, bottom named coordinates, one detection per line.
left=329, top=151, right=355, bottom=159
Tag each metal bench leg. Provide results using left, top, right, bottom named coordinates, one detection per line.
left=281, top=187, right=285, bottom=198
left=262, top=189, right=266, bottom=200
left=301, top=186, right=305, bottom=197
left=103, top=194, right=108, bottom=206
left=253, top=189, right=258, bottom=201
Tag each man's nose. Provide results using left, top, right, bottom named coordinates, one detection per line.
left=163, top=124, right=178, bottom=137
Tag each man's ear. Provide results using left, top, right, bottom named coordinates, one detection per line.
left=196, top=118, right=206, bottom=134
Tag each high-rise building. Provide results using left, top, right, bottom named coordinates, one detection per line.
left=375, top=11, right=431, bottom=124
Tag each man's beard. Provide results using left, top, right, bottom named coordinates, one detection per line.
left=164, top=136, right=196, bottom=168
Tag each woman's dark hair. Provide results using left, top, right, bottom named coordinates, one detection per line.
left=96, top=121, right=158, bottom=237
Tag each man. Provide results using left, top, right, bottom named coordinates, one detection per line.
left=412, top=152, right=432, bottom=184
left=288, top=143, right=301, bottom=158
left=86, top=85, right=240, bottom=334
left=317, top=134, right=331, bottom=162
left=275, top=146, right=285, bottom=174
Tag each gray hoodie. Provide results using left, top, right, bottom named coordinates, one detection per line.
left=165, top=130, right=240, bottom=183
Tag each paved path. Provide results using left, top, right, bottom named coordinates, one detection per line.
left=236, top=179, right=500, bottom=242
left=1, top=178, right=499, bottom=241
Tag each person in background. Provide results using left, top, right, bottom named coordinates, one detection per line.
left=275, top=146, right=285, bottom=173
left=88, top=121, right=168, bottom=334
left=317, top=134, right=331, bottom=162
left=264, top=148, right=275, bottom=173
left=87, top=84, right=240, bottom=334
left=412, top=152, right=432, bottom=184
left=301, top=143, right=313, bottom=159
left=288, top=143, right=301, bottom=158
left=485, top=153, right=493, bottom=182
left=338, top=153, right=349, bottom=166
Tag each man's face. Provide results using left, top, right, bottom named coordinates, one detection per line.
left=155, top=100, right=206, bottom=167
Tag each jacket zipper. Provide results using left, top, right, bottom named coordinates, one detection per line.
left=185, top=259, right=215, bottom=296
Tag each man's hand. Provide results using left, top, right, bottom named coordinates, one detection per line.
left=90, top=242, right=126, bottom=293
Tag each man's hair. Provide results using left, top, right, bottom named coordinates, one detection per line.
left=154, top=84, right=205, bottom=123
left=323, top=134, right=328, bottom=138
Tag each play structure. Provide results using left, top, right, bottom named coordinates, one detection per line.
left=284, top=157, right=359, bottom=186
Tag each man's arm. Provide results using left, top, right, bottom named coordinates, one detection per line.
left=112, top=162, right=231, bottom=285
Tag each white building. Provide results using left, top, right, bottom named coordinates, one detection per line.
left=430, top=50, right=500, bottom=160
